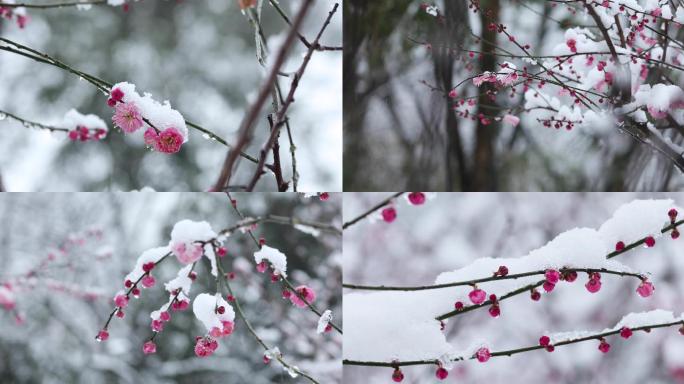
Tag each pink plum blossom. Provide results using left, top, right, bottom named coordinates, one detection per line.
left=636, top=280, right=654, bottom=297
left=112, top=102, right=144, bottom=133
left=290, top=285, right=316, bottom=308
left=172, top=241, right=204, bottom=264
left=156, top=127, right=184, bottom=154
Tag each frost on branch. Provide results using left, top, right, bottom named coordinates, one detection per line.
left=107, top=82, right=188, bottom=154
left=344, top=199, right=680, bottom=364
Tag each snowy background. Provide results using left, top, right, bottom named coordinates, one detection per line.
left=343, top=193, right=684, bottom=384
left=343, top=0, right=684, bottom=191
left=0, top=0, right=341, bottom=191
left=0, top=192, right=342, bottom=383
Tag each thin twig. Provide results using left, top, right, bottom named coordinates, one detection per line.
left=342, top=192, right=405, bottom=230
left=0, top=109, right=69, bottom=133
left=343, top=267, right=645, bottom=291
left=213, top=0, right=314, bottom=191
left=244, top=2, right=339, bottom=191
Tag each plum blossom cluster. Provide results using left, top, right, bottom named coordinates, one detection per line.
left=107, top=82, right=188, bottom=154
left=63, top=109, right=108, bottom=142
left=253, top=244, right=319, bottom=309
left=192, top=293, right=235, bottom=357
left=0, top=1, right=28, bottom=29
left=98, top=220, right=231, bottom=355
left=343, top=199, right=684, bottom=381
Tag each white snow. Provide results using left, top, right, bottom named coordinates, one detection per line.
left=111, top=82, right=189, bottom=141
left=294, top=224, right=320, bottom=237
left=192, top=293, right=235, bottom=331
left=254, top=245, right=288, bottom=276
left=316, top=309, right=333, bottom=334
left=123, top=246, right=170, bottom=283
left=598, top=199, right=681, bottom=247
left=62, top=109, right=108, bottom=132
left=632, top=84, right=684, bottom=117
left=169, top=220, right=216, bottom=244
left=164, top=264, right=194, bottom=295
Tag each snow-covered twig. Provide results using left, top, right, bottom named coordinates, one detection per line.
left=343, top=316, right=684, bottom=367
left=97, top=252, right=171, bottom=335
left=214, top=246, right=320, bottom=384
left=224, top=192, right=343, bottom=334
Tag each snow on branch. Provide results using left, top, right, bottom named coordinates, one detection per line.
left=344, top=310, right=684, bottom=375
left=343, top=199, right=684, bottom=380
left=96, top=197, right=339, bottom=383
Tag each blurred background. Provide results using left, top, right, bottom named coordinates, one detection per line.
left=0, top=192, right=342, bottom=383
left=0, top=0, right=341, bottom=191
left=343, top=0, right=684, bottom=191
left=343, top=193, right=684, bottom=383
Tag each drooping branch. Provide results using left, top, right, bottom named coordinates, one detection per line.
left=97, top=252, right=171, bottom=335
left=214, top=245, right=321, bottom=384
left=225, top=192, right=343, bottom=334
